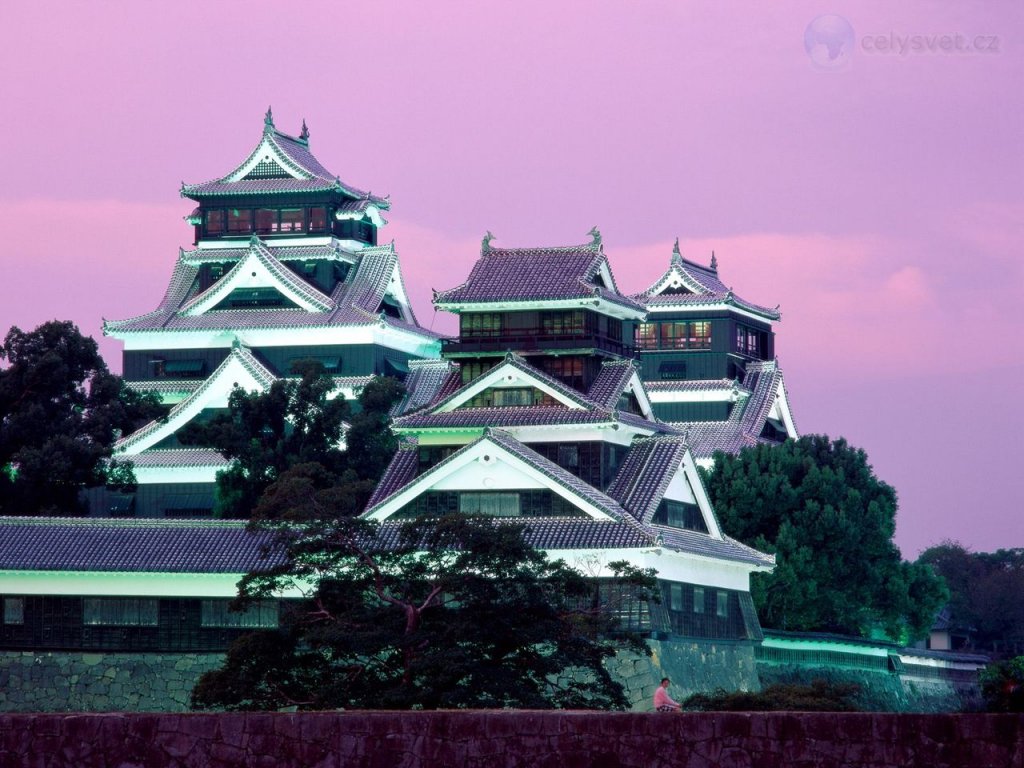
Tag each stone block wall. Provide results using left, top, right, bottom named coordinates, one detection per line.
left=0, top=651, right=224, bottom=712
left=1, top=639, right=761, bottom=714
left=1, top=711, right=1022, bottom=768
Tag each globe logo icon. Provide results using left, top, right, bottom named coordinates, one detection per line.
left=804, top=15, right=855, bottom=71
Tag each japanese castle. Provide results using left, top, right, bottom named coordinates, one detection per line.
left=0, top=113, right=805, bottom=709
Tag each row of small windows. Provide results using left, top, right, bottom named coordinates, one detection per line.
left=667, top=584, right=730, bottom=618
left=651, top=499, right=708, bottom=533
left=635, top=321, right=712, bottom=351
left=1, top=597, right=278, bottom=629
left=393, top=490, right=586, bottom=520
left=461, top=387, right=557, bottom=408
left=205, top=207, right=328, bottom=236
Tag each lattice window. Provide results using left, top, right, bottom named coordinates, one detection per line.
left=243, top=159, right=290, bottom=179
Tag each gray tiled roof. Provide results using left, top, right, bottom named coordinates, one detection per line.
left=434, top=239, right=644, bottom=312
left=182, top=124, right=388, bottom=207
left=669, top=360, right=794, bottom=459
left=127, top=448, right=229, bottom=469
left=104, top=239, right=437, bottom=339
left=180, top=241, right=355, bottom=265
left=635, top=251, right=780, bottom=320
left=653, top=525, right=775, bottom=567
left=644, top=379, right=736, bottom=393
left=586, top=359, right=639, bottom=409
left=364, top=440, right=420, bottom=510
left=372, top=517, right=651, bottom=551
left=606, top=435, right=690, bottom=524
left=395, top=360, right=461, bottom=416
left=393, top=406, right=613, bottom=430
left=0, top=517, right=282, bottom=574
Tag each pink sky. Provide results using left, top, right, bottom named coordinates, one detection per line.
left=0, top=1, right=1020, bottom=557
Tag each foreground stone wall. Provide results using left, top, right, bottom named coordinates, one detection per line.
left=1, top=711, right=1022, bottom=768
left=0, top=652, right=224, bottom=712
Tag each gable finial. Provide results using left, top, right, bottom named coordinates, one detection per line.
left=673, top=237, right=681, bottom=257
left=588, top=226, right=602, bottom=247
left=299, top=118, right=309, bottom=142
left=710, top=250, right=718, bottom=271
left=264, top=106, right=275, bottom=132
left=482, top=231, right=495, bottom=253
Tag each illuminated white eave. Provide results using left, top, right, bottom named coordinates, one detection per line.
left=110, top=324, right=442, bottom=358
left=436, top=297, right=646, bottom=322
left=0, top=570, right=299, bottom=598
left=647, top=388, right=737, bottom=404
left=645, top=302, right=777, bottom=324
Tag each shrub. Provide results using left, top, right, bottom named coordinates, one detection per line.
left=979, top=656, right=1024, bottom=712
left=681, top=679, right=861, bottom=712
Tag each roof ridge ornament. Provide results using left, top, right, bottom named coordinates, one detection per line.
left=264, top=106, right=275, bottom=133
left=299, top=119, right=309, bottom=142
left=710, top=250, right=718, bottom=272
left=673, top=237, right=681, bottom=256
left=588, top=226, right=602, bottom=247
left=482, top=231, right=495, bottom=254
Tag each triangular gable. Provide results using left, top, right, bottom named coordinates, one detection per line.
left=607, top=436, right=722, bottom=538
left=766, top=376, right=799, bottom=439
left=114, top=345, right=277, bottom=456
left=648, top=254, right=717, bottom=298
left=180, top=237, right=333, bottom=316
left=364, top=431, right=628, bottom=523
left=432, top=355, right=596, bottom=413
left=224, top=133, right=314, bottom=183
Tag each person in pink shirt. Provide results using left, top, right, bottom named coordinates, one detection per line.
left=653, top=677, right=681, bottom=711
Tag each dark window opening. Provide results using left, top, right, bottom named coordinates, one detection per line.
left=216, top=288, right=299, bottom=309
left=652, top=499, right=708, bottom=533
left=255, top=208, right=277, bottom=234
left=3, top=597, right=25, bottom=625
left=83, top=598, right=159, bottom=627
left=658, top=361, right=688, bottom=380
left=393, top=490, right=586, bottom=520
left=309, top=207, right=328, bottom=233
left=226, top=208, right=253, bottom=234
left=460, top=359, right=497, bottom=384
left=461, top=313, right=503, bottom=338
left=200, top=600, right=278, bottom=628
left=205, top=209, right=225, bottom=235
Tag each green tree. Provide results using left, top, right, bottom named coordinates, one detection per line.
left=703, top=435, right=946, bottom=641
left=179, top=363, right=402, bottom=518
left=191, top=508, right=656, bottom=711
left=918, top=542, right=1024, bottom=657
left=979, top=656, right=1024, bottom=712
left=0, top=321, right=165, bottom=515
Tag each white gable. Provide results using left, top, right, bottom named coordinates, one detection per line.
left=656, top=448, right=723, bottom=539
left=436, top=361, right=587, bottom=413
left=181, top=242, right=333, bottom=316
left=225, top=135, right=308, bottom=182
left=365, top=437, right=617, bottom=522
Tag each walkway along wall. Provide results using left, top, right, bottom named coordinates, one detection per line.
left=2, top=711, right=1023, bottom=768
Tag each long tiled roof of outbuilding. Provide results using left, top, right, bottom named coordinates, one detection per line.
left=0, top=517, right=282, bottom=574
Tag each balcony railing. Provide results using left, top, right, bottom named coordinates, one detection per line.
left=443, top=331, right=635, bottom=358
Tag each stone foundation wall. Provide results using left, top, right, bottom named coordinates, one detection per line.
left=1, top=640, right=760, bottom=714
left=1, top=711, right=1022, bottom=768
left=757, top=663, right=983, bottom=713
left=0, top=652, right=224, bottom=712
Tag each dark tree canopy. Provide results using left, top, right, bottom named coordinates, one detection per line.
left=188, top=365, right=656, bottom=711
left=191, top=512, right=656, bottom=711
left=0, top=321, right=165, bottom=516
left=179, top=363, right=403, bottom=518
left=918, top=542, right=1024, bottom=658
left=703, top=435, right=947, bottom=641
